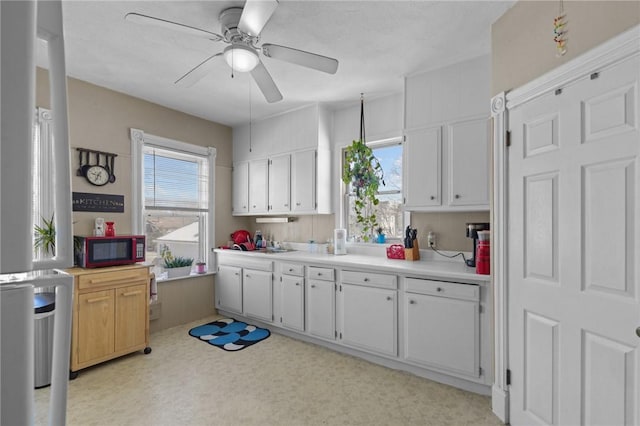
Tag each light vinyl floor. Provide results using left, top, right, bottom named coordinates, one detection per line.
left=35, top=316, right=502, bottom=426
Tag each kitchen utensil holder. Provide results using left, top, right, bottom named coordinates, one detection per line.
left=405, top=240, right=420, bottom=261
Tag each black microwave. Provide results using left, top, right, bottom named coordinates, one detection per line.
left=74, top=235, right=145, bottom=268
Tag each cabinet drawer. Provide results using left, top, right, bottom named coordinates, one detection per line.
left=307, top=266, right=334, bottom=281
left=405, top=278, right=479, bottom=302
left=341, top=270, right=397, bottom=290
left=78, top=268, right=148, bottom=290
left=281, top=262, right=304, bottom=276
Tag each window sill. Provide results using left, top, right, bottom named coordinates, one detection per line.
left=156, top=271, right=215, bottom=283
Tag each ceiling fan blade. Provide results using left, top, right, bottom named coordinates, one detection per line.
left=125, top=12, right=223, bottom=42
left=175, top=53, right=223, bottom=87
left=261, top=44, right=338, bottom=74
left=250, top=61, right=283, bottom=103
left=238, top=0, right=279, bottom=37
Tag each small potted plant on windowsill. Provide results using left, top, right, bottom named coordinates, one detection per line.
left=376, top=227, right=386, bottom=244
left=164, top=256, right=194, bottom=278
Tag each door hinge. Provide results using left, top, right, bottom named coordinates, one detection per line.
left=280, top=316, right=282, bottom=323
left=280, top=276, right=282, bottom=282
left=506, top=130, right=511, bottom=147
left=590, top=72, right=599, bottom=80
left=479, top=305, right=483, bottom=314
left=506, top=369, right=512, bottom=385
left=403, top=135, right=406, bottom=142
left=479, top=367, right=483, bottom=376
left=339, top=332, right=342, bottom=339
left=272, top=314, right=274, bottom=321
left=334, top=330, right=337, bottom=338
left=339, top=285, right=342, bottom=292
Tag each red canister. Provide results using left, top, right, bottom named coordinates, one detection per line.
left=476, top=240, right=490, bottom=275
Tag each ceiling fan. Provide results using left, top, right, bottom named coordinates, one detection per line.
left=125, top=0, right=339, bottom=103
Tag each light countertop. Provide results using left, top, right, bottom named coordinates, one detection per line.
left=215, top=248, right=490, bottom=285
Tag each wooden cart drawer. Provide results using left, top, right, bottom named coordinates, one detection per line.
left=307, top=266, right=334, bottom=281
left=405, top=278, right=479, bottom=302
left=341, top=270, right=396, bottom=289
left=281, top=262, right=304, bottom=276
left=78, top=268, right=148, bottom=290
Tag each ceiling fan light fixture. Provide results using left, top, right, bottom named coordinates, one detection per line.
left=224, top=44, right=259, bottom=72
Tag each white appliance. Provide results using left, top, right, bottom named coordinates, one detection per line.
left=1, top=1, right=74, bottom=424
left=334, top=229, right=347, bottom=255
left=94, top=217, right=105, bottom=236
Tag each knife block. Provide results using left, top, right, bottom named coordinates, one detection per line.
left=405, top=240, right=420, bottom=261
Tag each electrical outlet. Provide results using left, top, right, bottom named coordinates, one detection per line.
left=427, top=231, right=436, bottom=248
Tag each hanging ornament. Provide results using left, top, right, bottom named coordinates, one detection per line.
left=553, top=0, right=567, bottom=57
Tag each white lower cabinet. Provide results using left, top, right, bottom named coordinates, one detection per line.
left=280, top=274, right=305, bottom=331
left=338, top=271, right=397, bottom=357
left=306, top=266, right=335, bottom=340
left=404, top=278, right=480, bottom=377
left=216, top=265, right=243, bottom=314
left=242, top=269, right=273, bottom=322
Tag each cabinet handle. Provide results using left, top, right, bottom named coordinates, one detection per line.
left=284, top=204, right=289, bottom=207
left=363, top=277, right=369, bottom=282
left=234, top=272, right=239, bottom=276
left=245, top=274, right=250, bottom=278
left=409, top=299, right=416, bottom=304
left=430, top=195, right=435, bottom=200
left=86, top=296, right=110, bottom=304
left=88, top=274, right=141, bottom=285
left=386, top=296, right=393, bottom=301
left=296, top=202, right=301, bottom=206
left=437, top=287, right=443, bottom=292
left=253, top=205, right=256, bottom=208
left=288, top=268, right=293, bottom=272
left=317, top=272, right=322, bottom=276
left=121, top=290, right=142, bottom=297
left=636, top=327, right=640, bottom=338
left=455, top=194, right=460, bottom=199
left=311, top=284, right=316, bottom=288
left=295, top=282, right=300, bottom=286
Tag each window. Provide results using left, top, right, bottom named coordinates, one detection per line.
left=32, top=107, right=55, bottom=260
left=131, top=129, right=216, bottom=278
left=344, top=138, right=403, bottom=241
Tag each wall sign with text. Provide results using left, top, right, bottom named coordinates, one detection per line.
left=72, top=192, right=124, bottom=213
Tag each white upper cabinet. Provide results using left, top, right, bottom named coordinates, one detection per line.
left=232, top=104, right=332, bottom=215
left=404, top=55, right=490, bottom=211
left=292, top=150, right=316, bottom=213
left=268, top=154, right=291, bottom=213
left=404, top=127, right=441, bottom=208
left=249, top=159, right=268, bottom=214
left=447, top=117, right=489, bottom=207
left=232, top=161, right=249, bottom=214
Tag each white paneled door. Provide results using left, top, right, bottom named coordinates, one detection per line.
left=508, top=55, right=639, bottom=425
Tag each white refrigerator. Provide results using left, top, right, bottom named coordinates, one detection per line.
left=1, top=1, right=74, bottom=424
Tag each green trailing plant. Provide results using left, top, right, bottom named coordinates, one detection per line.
left=342, top=139, right=385, bottom=242
left=34, top=214, right=56, bottom=256
left=163, top=256, right=194, bottom=269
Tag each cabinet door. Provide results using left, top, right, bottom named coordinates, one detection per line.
left=114, top=283, right=147, bottom=352
left=448, top=117, right=489, bottom=207
left=242, top=269, right=273, bottom=322
left=216, top=265, right=243, bottom=313
left=249, top=159, right=268, bottom=213
left=404, top=127, right=441, bottom=208
left=77, top=289, right=114, bottom=364
left=306, top=279, right=334, bottom=340
left=281, top=275, right=304, bottom=331
left=232, top=161, right=249, bottom=214
left=292, top=150, right=316, bottom=213
left=268, top=154, right=291, bottom=213
left=404, top=292, right=479, bottom=377
left=339, top=284, right=397, bottom=357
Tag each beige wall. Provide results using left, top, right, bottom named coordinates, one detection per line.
left=36, top=68, right=250, bottom=244
left=411, top=211, right=490, bottom=252
left=492, top=1, right=640, bottom=95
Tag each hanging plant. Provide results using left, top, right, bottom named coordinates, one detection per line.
left=342, top=139, right=385, bottom=241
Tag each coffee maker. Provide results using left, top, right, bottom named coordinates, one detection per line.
left=465, top=222, right=490, bottom=267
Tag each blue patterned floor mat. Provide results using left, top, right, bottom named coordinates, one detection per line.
left=188, top=318, right=270, bottom=351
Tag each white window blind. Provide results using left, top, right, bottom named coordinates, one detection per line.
left=143, top=145, right=209, bottom=212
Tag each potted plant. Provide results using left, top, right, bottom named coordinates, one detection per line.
left=376, top=227, right=386, bottom=244
left=34, top=214, right=56, bottom=256
left=342, top=139, right=385, bottom=242
left=164, top=255, right=194, bottom=278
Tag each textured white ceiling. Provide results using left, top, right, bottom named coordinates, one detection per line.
left=58, top=1, right=514, bottom=127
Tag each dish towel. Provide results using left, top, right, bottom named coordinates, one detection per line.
left=149, top=273, right=158, bottom=303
